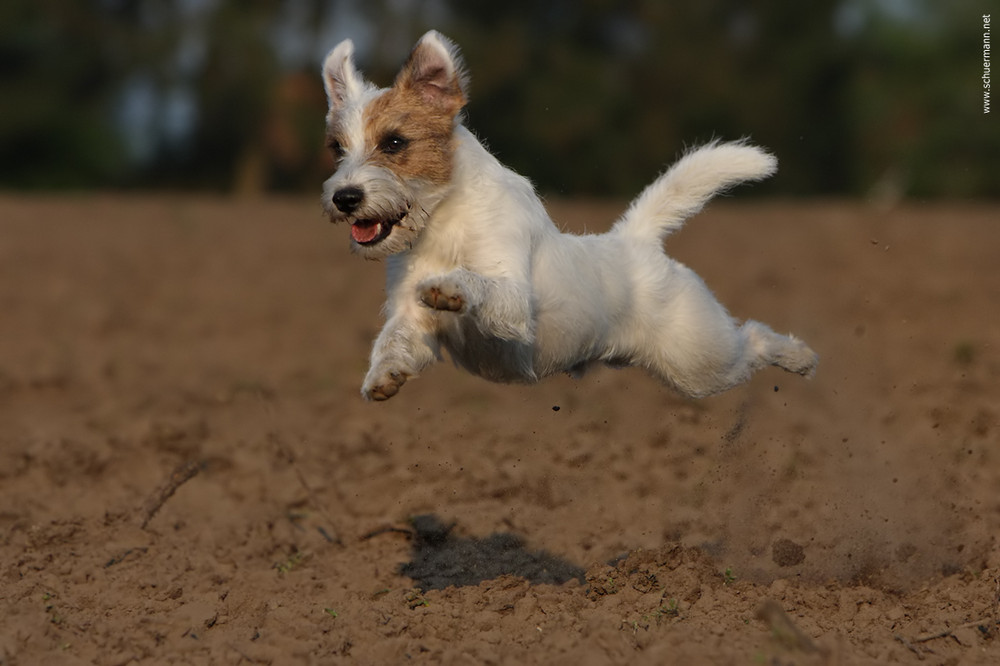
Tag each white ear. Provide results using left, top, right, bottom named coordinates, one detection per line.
left=322, top=38, right=363, bottom=110
left=395, top=30, right=468, bottom=111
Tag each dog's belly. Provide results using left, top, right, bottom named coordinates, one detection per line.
left=531, top=311, right=623, bottom=377
left=529, top=235, right=635, bottom=375
left=438, top=320, right=537, bottom=383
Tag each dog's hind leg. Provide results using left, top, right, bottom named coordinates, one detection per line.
left=737, top=320, right=818, bottom=379
left=639, top=318, right=817, bottom=398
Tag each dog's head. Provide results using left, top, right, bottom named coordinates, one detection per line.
left=320, top=31, right=468, bottom=259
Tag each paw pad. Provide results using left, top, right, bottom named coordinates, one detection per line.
left=364, top=371, right=407, bottom=401
left=420, top=285, right=463, bottom=312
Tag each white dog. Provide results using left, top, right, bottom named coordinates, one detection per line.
left=321, top=31, right=817, bottom=401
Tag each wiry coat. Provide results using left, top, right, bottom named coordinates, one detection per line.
left=321, top=31, right=817, bottom=401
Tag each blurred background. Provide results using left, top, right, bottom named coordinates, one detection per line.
left=1, top=0, right=996, bottom=198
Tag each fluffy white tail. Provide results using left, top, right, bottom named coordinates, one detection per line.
left=613, top=140, right=776, bottom=244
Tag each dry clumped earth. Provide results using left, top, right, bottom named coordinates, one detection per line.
left=1, top=195, right=999, bottom=665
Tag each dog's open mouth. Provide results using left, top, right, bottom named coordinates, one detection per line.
left=351, top=212, right=406, bottom=246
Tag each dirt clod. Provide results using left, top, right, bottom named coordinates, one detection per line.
left=772, top=538, right=806, bottom=567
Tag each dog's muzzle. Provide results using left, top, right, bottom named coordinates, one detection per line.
left=331, top=186, right=408, bottom=246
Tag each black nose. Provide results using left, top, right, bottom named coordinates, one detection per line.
left=332, top=187, right=364, bottom=214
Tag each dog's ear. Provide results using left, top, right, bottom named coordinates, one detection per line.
left=395, top=30, right=468, bottom=114
left=322, top=38, right=364, bottom=111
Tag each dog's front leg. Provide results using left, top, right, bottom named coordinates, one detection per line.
left=362, top=314, right=438, bottom=401
left=417, top=268, right=533, bottom=343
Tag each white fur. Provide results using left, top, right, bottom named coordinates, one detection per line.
left=321, top=31, right=818, bottom=401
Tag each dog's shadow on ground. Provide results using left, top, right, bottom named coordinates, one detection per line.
left=387, top=514, right=584, bottom=591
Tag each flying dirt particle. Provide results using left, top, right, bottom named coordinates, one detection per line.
left=552, top=405, right=560, bottom=412
left=772, top=538, right=806, bottom=567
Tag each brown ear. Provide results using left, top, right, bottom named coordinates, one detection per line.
left=395, top=31, right=468, bottom=113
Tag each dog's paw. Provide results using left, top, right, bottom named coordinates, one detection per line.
left=784, top=339, right=819, bottom=378
left=362, top=369, right=409, bottom=401
left=419, top=280, right=465, bottom=312
left=771, top=335, right=819, bottom=379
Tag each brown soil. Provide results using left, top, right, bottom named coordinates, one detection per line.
left=1, top=195, right=998, bottom=665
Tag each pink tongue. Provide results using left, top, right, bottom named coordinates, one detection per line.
left=351, top=221, right=380, bottom=243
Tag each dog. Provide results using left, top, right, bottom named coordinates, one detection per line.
left=321, top=31, right=817, bottom=401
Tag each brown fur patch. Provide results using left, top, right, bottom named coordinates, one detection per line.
left=362, top=87, right=459, bottom=185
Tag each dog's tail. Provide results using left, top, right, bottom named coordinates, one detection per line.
left=612, top=140, right=776, bottom=244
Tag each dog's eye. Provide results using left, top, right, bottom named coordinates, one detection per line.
left=327, top=138, right=345, bottom=158
left=378, top=133, right=409, bottom=155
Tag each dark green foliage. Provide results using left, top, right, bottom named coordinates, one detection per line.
left=0, top=0, right=995, bottom=196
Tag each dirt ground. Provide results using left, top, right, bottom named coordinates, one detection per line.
left=1, top=195, right=998, bottom=665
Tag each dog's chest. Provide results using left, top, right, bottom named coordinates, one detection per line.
left=404, top=207, right=482, bottom=277
left=385, top=230, right=466, bottom=303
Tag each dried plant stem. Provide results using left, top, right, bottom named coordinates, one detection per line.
left=140, top=460, right=202, bottom=529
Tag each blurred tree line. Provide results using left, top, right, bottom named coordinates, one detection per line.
left=0, top=0, right=996, bottom=197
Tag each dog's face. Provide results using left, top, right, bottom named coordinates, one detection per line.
left=320, top=32, right=468, bottom=259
